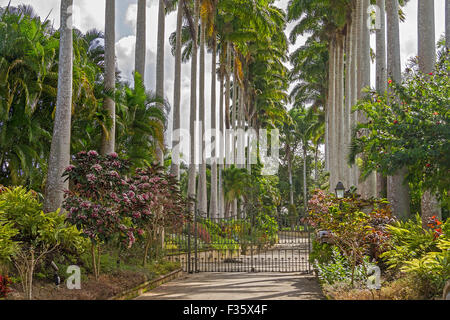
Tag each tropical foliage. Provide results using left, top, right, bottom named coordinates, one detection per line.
left=350, top=46, right=450, bottom=204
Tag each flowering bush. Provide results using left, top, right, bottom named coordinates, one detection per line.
left=307, top=189, right=395, bottom=261
left=0, top=275, right=11, bottom=299
left=63, top=151, right=188, bottom=270
left=122, top=165, right=188, bottom=265
left=63, top=151, right=135, bottom=247
left=426, top=215, right=444, bottom=239
left=349, top=45, right=449, bottom=200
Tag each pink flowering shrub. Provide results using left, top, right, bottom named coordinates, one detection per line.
left=63, top=151, right=134, bottom=245
left=122, top=165, right=188, bottom=265
left=62, top=151, right=188, bottom=272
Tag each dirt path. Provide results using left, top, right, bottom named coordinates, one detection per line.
left=136, top=272, right=324, bottom=300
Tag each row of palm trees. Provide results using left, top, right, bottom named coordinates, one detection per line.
left=287, top=0, right=449, bottom=220
left=42, top=0, right=449, bottom=220
left=43, top=0, right=290, bottom=219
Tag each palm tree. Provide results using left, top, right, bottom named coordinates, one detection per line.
left=418, top=0, right=436, bottom=73
left=44, top=0, right=73, bottom=213
left=386, top=0, right=411, bottom=220
left=171, top=0, right=183, bottom=179
left=101, top=0, right=116, bottom=155
left=375, top=0, right=387, bottom=198
left=349, top=0, right=359, bottom=188
left=447, top=0, right=450, bottom=49
left=155, top=0, right=166, bottom=165
left=187, top=0, right=200, bottom=215
left=135, top=0, right=146, bottom=79
left=209, top=1, right=219, bottom=220
left=418, top=0, right=441, bottom=223
left=357, top=0, right=377, bottom=199
left=282, top=116, right=299, bottom=208
left=197, top=12, right=207, bottom=216
left=291, top=107, right=320, bottom=211
left=0, top=9, right=59, bottom=189
left=115, top=74, right=166, bottom=169
left=222, top=165, right=250, bottom=217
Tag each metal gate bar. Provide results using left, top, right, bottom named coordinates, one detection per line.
left=166, top=211, right=312, bottom=273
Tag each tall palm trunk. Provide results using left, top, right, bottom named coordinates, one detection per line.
left=287, top=143, right=294, bottom=206
left=224, top=44, right=232, bottom=175
left=188, top=0, right=200, bottom=215
left=210, top=35, right=218, bottom=219
left=155, top=0, right=165, bottom=165
left=350, top=1, right=359, bottom=188
left=198, top=21, right=208, bottom=216
left=344, top=19, right=353, bottom=189
left=418, top=0, right=441, bottom=223
left=386, top=0, right=410, bottom=220
left=44, top=0, right=73, bottom=213
left=327, top=38, right=336, bottom=192
left=335, top=34, right=345, bottom=188
left=358, top=0, right=377, bottom=199
left=135, top=0, right=146, bottom=79
left=418, top=0, right=436, bottom=74
left=101, top=0, right=116, bottom=155
left=314, top=142, right=319, bottom=187
left=375, top=0, right=387, bottom=198
left=231, top=54, right=238, bottom=218
left=171, top=0, right=183, bottom=179
left=218, top=72, right=225, bottom=218
left=446, top=0, right=450, bottom=49
left=303, top=144, right=308, bottom=211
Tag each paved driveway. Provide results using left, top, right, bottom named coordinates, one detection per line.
left=136, top=272, right=324, bottom=300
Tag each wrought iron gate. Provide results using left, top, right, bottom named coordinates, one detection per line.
left=166, top=211, right=312, bottom=273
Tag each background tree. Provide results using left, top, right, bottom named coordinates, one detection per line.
left=44, top=0, right=74, bottom=213
left=100, top=0, right=116, bottom=155
left=135, top=0, right=146, bottom=79
left=385, top=0, right=411, bottom=220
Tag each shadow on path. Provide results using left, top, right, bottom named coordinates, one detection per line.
left=136, top=272, right=325, bottom=300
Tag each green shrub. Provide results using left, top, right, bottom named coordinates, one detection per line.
left=380, top=214, right=439, bottom=270
left=0, top=215, right=18, bottom=261
left=315, top=246, right=375, bottom=287
left=0, top=187, right=86, bottom=299
left=310, top=240, right=333, bottom=265
left=380, top=215, right=450, bottom=299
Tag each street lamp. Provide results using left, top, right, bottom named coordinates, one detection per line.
left=335, top=182, right=345, bottom=199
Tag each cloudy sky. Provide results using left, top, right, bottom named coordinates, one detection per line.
left=0, top=0, right=446, bottom=155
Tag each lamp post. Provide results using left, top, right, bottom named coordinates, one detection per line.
left=335, top=182, right=345, bottom=199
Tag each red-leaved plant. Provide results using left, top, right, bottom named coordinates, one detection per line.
left=0, top=275, right=11, bottom=299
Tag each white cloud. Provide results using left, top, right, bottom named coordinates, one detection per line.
left=0, top=0, right=106, bottom=33
left=125, top=3, right=137, bottom=31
